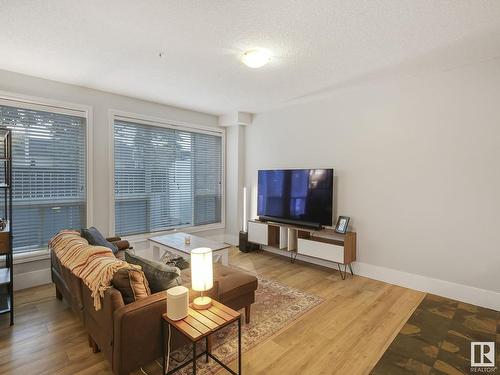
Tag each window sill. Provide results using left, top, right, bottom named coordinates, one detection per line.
left=13, top=249, right=51, bottom=264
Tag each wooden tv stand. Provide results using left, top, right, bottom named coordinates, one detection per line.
left=247, top=219, right=356, bottom=280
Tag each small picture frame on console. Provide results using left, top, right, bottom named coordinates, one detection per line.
left=335, top=216, right=350, bottom=234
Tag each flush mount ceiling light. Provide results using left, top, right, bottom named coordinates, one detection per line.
left=240, top=49, right=271, bottom=68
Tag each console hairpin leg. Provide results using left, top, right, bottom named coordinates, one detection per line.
left=337, top=263, right=351, bottom=280
left=238, top=316, right=242, bottom=374
left=348, top=263, right=354, bottom=276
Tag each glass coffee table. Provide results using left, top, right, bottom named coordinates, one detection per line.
left=149, top=232, right=231, bottom=266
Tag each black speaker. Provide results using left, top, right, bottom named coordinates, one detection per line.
left=239, top=231, right=259, bottom=252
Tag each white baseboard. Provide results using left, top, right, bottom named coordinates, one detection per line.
left=14, top=268, right=52, bottom=291
left=353, top=262, right=500, bottom=311
left=262, top=246, right=500, bottom=311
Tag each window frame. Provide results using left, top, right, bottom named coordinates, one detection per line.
left=108, top=109, right=225, bottom=240
left=0, top=90, right=93, bottom=259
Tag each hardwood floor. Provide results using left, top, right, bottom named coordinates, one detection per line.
left=0, top=248, right=425, bottom=374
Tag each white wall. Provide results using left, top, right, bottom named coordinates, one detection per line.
left=0, top=69, right=220, bottom=288
left=225, top=125, right=240, bottom=244
left=245, top=59, right=500, bottom=308
left=224, top=124, right=247, bottom=245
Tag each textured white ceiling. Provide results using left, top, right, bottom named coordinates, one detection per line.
left=1, top=0, right=500, bottom=115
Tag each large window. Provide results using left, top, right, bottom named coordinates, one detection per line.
left=114, top=119, right=223, bottom=236
left=0, top=104, right=87, bottom=253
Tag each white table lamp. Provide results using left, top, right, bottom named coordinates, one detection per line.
left=191, top=247, right=213, bottom=309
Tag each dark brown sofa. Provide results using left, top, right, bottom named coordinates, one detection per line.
left=50, top=235, right=258, bottom=375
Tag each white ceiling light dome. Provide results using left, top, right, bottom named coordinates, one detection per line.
left=240, top=49, right=272, bottom=68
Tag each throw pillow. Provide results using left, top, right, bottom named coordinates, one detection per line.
left=81, top=227, right=118, bottom=254
left=158, top=249, right=189, bottom=269
left=125, top=251, right=182, bottom=293
left=167, top=257, right=190, bottom=270
left=112, top=268, right=151, bottom=304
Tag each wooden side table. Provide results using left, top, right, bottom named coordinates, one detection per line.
left=161, top=300, right=242, bottom=375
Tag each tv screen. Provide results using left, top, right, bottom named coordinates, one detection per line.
left=257, top=169, right=334, bottom=226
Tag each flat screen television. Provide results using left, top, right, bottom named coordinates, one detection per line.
left=257, top=168, right=334, bottom=228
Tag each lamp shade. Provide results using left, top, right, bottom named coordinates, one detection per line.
left=191, top=247, right=213, bottom=292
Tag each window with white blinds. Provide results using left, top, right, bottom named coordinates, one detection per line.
left=114, top=119, right=223, bottom=236
left=0, top=104, right=87, bottom=253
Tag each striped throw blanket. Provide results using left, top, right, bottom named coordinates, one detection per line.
left=49, top=230, right=140, bottom=310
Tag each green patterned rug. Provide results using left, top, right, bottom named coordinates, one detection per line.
left=371, top=294, right=499, bottom=375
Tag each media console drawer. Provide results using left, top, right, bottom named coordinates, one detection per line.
left=297, top=238, right=345, bottom=264
left=248, top=221, right=268, bottom=245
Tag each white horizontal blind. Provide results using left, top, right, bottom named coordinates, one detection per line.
left=114, top=120, right=222, bottom=236
left=0, top=105, right=86, bottom=252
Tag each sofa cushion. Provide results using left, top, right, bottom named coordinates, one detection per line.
left=125, top=251, right=182, bottom=293
left=112, top=268, right=151, bottom=304
left=81, top=227, right=118, bottom=254
left=213, top=264, right=258, bottom=302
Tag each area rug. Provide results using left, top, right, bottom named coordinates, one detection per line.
left=370, top=294, right=500, bottom=375
left=137, top=273, right=323, bottom=375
